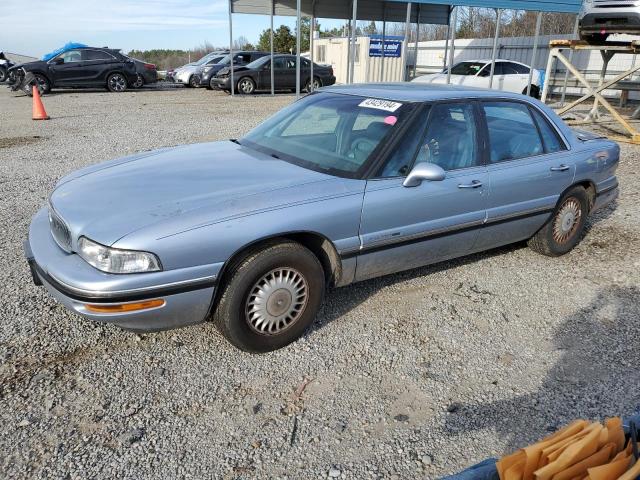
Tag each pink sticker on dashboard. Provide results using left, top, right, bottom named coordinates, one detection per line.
left=384, top=115, right=398, bottom=126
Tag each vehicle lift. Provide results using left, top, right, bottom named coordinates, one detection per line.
left=541, top=39, right=640, bottom=144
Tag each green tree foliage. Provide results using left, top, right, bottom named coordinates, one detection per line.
left=256, top=18, right=318, bottom=53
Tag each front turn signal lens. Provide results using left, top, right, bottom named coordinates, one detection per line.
left=84, top=299, right=165, bottom=314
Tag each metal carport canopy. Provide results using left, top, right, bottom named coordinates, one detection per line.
left=388, top=0, right=582, bottom=13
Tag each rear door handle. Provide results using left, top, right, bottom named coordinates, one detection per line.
left=550, top=164, right=570, bottom=172
left=458, top=180, right=483, bottom=189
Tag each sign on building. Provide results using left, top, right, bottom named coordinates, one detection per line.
left=368, top=35, right=403, bottom=58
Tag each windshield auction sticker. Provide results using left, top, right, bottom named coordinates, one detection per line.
left=358, top=98, right=403, bottom=112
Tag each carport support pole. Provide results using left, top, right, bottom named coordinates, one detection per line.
left=403, top=3, right=412, bottom=82
left=560, top=15, right=580, bottom=106
left=270, top=0, right=274, bottom=96
left=229, top=0, right=234, bottom=97
left=412, top=4, right=420, bottom=80
left=381, top=3, right=386, bottom=81
left=296, top=0, right=301, bottom=99
left=443, top=7, right=451, bottom=70
left=527, top=11, right=543, bottom=97
left=446, top=6, right=457, bottom=85
left=310, top=1, right=316, bottom=92
left=349, top=0, right=358, bottom=84
left=488, top=9, right=502, bottom=89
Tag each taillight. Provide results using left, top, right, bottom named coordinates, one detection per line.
left=144, top=63, right=156, bottom=70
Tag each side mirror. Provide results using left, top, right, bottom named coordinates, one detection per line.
left=402, top=162, right=446, bottom=187
left=53, top=57, right=64, bottom=65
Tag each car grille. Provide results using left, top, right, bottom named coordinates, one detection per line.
left=48, top=207, right=72, bottom=252
left=593, top=0, right=639, bottom=8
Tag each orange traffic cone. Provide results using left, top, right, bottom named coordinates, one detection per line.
left=32, top=86, right=50, bottom=121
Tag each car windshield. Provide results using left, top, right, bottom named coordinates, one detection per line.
left=240, top=92, right=415, bottom=178
left=195, top=52, right=223, bottom=66
left=448, top=62, right=487, bottom=76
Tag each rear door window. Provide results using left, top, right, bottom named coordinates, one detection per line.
left=483, top=102, right=544, bottom=162
left=83, top=50, right=114, bottom=61
left=531, top=108, right=566, bottom=153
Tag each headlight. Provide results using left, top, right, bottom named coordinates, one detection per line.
left=203, top=66, right=212, bottom=73
left=78, top=237, right=161, bottom=274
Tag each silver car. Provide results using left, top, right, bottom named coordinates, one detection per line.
left=25, top=84, right=620, bottom=352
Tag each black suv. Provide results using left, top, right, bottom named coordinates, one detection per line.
left=9, top=47, right=138, bottom=94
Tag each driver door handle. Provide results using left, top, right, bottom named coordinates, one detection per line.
left=550, top=164, right=570, bottom=172
left=458, top=180, right=483, bottom=189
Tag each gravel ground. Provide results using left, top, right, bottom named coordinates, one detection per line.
left=0, top=85, right=639, bottom=480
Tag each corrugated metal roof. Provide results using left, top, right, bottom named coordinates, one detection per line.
left=231, top=0, right=450, bottom=23
left=231, top=0, right=582, bottom=20
left=387, top=0, right=582, bottom=14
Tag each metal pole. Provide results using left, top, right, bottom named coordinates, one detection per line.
left=350, top=0, right=358, bottom=84
left=443, top=7, right=451, bottom=71
left=403, top=2, right=412, bottom=81
left=270, top=0, right=274, bottom=96
left=541, top=47, right=556, bottom=103
left=310, top=0, right=315, bottom=91
left=296, top=0, right=301, bottom=98
left=527, top=11, right=543, bottom=97
left=446, top=6, right=457, bottom=84
left=346, top=18, right=351, bottom=83
left=229, top=0, right=234, bottom=97
left=412, top=4, right=420, bottom=80
left=560, top=14, right=580, bottom=106
left=488, top=8, right=502, bottom=89
left=381, top=3, right=386, bottom=82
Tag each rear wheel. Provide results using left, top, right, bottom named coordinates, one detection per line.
left=132, top=74, right=144, bottom=89
left=106, top=72, right=127, bottom=92
left=528, top=186, right=588, bottom=257
left=523, top=85, right=540, bottom=99
left=580, top=31, right=609, bottom=45
left=0, top=67, right=7, bottom=83
left=214, top=241, right=325, bottom=353
left=305, top=76, right=322, bottom=93
left=236, top=77, right=256, bottom=94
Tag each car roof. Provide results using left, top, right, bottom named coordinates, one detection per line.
left=456, top=59, right=529, bottom=66
left=321, top=82, right=530, bottom=102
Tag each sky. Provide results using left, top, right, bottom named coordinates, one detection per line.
left=0, top=0, right=345, bottom=58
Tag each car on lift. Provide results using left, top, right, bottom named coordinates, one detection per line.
left=8, top=46, right=138, bottom=94
left=579, top=0, right=640, bottom=44
left=199, top=51, right=268, bottom=89
left=212, top=54, right=336, bottom=94
left=412, top=59, right=543, bottom=98
left=25, top=84, right=619, bottom=352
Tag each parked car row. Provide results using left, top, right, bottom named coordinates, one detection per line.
left=169, top=50, right=336, bottom=94
left=5, top=45, right=157, bottom=95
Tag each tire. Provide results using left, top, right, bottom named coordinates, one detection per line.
left=305, top=76, right=322, bottom=93
left=107, top=72, right=127, bottom=92
left=22, top=73, right=50, bottom=96
left=132, top=74, right=144, bottom=89
left=0, top=67, right=6, bottom=83
left=523, top=85, right=540, bottom=99
left=236, top=76, right=256, bottom=95
left=528, top=186, right=589, bottom=257
left=189, top=75, right=200, bottom=88
left=214, top=241, right=325, bottom=353
left=208, top=76, right=218, bottom=90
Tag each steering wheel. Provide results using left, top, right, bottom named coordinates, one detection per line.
left=348, top=137, right=378, bottom=162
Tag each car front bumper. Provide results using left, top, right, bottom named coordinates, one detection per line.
left=25, top=207, right=219, bottom=332
left=580, top=11, right=640, bottom=33
left=211, top=77, right=231, bottom=90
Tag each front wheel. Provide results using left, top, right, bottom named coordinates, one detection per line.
left=189, top=75, right=200, bottom=88
left=107, top=72, right=127, bottom=92
left=21, top=73, right=50, bottom=96
left=580, top=31, right=609, bottom=45
left=214, top=241, right=325, bottom=353
left=528, top=186, right=588, bottom=257
left=236, top=76, right=256, bottom=94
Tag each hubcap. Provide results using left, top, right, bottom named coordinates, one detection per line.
left=245, top=268, right=308, bottom=335
left=110, top=75, right=126, bottom=91
left=239, top=79, right=253, bottom=93
left=553, top=198, right=582, bottom=244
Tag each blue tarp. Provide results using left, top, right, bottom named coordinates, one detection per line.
left=42, top=42, right=88, bottom=61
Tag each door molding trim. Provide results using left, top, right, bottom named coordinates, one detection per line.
left=340, top=206, right=553, bottom=259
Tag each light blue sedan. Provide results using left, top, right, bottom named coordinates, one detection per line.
left=25, top=84, right=620, bottom=352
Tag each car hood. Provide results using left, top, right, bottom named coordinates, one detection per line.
left=49, top=141, right=345, bottom=247
left=9, top=60, right=47, bottom=71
